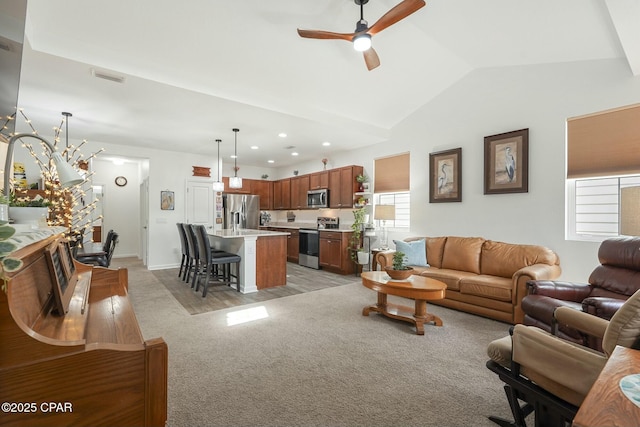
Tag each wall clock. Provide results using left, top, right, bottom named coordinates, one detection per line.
left=115, top=176, right=128, bottom=187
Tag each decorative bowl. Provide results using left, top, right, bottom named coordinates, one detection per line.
left=384, top=267, right=414, bottom=280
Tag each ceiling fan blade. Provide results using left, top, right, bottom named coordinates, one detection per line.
left=368, top=0, right=426, bottom=36
left=297, top=28, right=354, bottom=41
left=363, top=47, right=380, bottom=71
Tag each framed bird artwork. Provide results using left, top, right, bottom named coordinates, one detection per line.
left=429, top=147, right=462, bottom=203
left=484, top=128, right=529, bottom=195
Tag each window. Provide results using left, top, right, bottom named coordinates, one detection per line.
left=567, top=175, right=640, bottom=241
left=374, top=192, right=410, bottom=229
left=566, top=104, right=640, bottom=242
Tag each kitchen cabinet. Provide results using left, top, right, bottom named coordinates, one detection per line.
left=319, top=231, right=354, bottom=275
left=309, top=171, right=329, bottom=190
left=273, top=178, right=291, bottom=210
left=290, top=175, right=310, bottom=209
left=267, top=227, right=299, bottom=263
left=328, top=165, right=363, bottom=208
left=251, top=179, right=272, bottom=210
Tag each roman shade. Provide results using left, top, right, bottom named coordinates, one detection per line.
left=374, top=152, right=410, bottom=193
left=567, top=103, right=640, bottom=179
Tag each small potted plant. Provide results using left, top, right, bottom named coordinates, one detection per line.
left=385, top=251, right=414, bottom=280
left=356, top=174, right=368, bottom=192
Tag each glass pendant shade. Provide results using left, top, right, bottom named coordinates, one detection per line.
left=212, top=138, right=225, bottom=192
left=212, top=181, right=225, bottom=192
left=229, top=128, right=242, bottom=189
left=229, top=176, right=243, bottom=189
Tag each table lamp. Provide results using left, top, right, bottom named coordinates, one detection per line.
left=374, top=204, right=395, bottom=249
left=620, top=186, right=640, bottom=236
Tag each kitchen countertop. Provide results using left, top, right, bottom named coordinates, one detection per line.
left=208, top=229, right=290, bottom=238
left=260, top=223, right=355, bottom=233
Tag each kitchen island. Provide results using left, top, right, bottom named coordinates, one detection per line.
left=206, top=229, right=290, bottom=293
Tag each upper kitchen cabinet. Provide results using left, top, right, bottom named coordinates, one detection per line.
left=222, top=177, right=252, bottom=194
left=273, top=178, right=291, bottom=210
left=251, top=179, right=273, bottom=210
left=329, top=165, right=363, bottom=208
left=290, top=175, right=310, bottom=209
left=309, top=171, right=329, bottom=190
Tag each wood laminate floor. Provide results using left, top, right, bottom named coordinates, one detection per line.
left=113, top=257, right=360, bottom=315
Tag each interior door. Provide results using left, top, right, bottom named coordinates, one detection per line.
left=186, top=180, right=214, bottom=229
left=140, top=178, right=149, bottom=266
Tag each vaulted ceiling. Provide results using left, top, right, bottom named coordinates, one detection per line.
left=10, top=0, right=640, bottom=167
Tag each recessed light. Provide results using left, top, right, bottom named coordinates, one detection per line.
left=251, top=146, right=259, bottom=150
left=230, top=155, right=237, bottom=159
left=291, top=152, right=299, bottom=156
left=268, top=160, right=275, bottom=164
left=278, top=133, right=287, bottom=138
left=322, top=141, right=331, bottom=146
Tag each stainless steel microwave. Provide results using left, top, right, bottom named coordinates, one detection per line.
left=307, top=189, right=329, bottom=208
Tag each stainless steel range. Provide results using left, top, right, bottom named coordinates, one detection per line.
left=299, top=217, right=339, bottom=269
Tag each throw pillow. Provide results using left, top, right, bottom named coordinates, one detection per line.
left=393, top=239, right=429, bottom=267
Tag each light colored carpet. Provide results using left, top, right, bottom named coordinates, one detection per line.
left=120, top=259, right=515, bottom=427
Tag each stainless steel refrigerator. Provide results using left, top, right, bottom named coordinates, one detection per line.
left=222, top=194, right=260, bottom=229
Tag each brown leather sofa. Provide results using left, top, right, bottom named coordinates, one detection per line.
left=522, top=236, right=640, bottom=350
left=375, top=236, right=561, bottom=324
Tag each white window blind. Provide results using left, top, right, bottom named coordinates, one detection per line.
left=570, top=175, right=640, bottom=239
left=374, top=192, right=410, bottom=228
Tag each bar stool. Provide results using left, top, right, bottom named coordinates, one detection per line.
left=191, top=225, right=241, bottom=296
left=176, top=223, right=189, bottom=279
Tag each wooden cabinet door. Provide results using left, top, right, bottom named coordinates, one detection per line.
left=328, top=169, right=342, bottom=208
left=309, top=171, right=329, bottom=189
left=273, top=178, right=291, bottom=210
left=287, top=230, right=299, bottom=263
left=292, top=175, right=309, bottom=209
left=319, top=236, right=342, bottom=269
left=290, top=177, right=301, bottom=209
left=251, top=180, right=272, bottom=210
left=339, top=167, right=354, bottom=208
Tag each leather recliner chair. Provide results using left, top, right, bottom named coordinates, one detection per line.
left=522, top=236, right=640, bottom=350
left=486, top=288, right=640, bottom=427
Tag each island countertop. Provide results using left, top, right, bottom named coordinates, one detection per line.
left=208, top=228, right=290, bottom=238
left=206, top=228, right=288, bottom=293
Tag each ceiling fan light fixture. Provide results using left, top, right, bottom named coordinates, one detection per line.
left=353, top=33, right=371, bottom=52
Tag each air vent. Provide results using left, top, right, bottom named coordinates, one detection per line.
left=91, top=68, right=126, bottom=84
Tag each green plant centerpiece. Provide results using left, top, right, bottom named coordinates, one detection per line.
left=385, top=250, right=414, bottom=280
left=0, top=222, right=24, bottom=292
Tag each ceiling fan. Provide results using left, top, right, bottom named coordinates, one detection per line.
left=297, top=0, right=426, bottom=71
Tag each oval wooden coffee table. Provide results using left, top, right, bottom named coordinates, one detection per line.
left=361, top=271, right=447, bottom=335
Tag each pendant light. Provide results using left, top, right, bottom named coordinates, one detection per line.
left=229, top=128, right=242, bottom=189
left=212, top=139, right=225, bottom=192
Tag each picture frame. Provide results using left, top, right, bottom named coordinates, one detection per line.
left=161, top=190, right=175, bottom=210
left=429, top=147, right=462, bottom=203
left=484, top=128, right=529, bottom=194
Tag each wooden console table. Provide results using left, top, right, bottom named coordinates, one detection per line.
left=573, top=345, right=640, bottom=427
